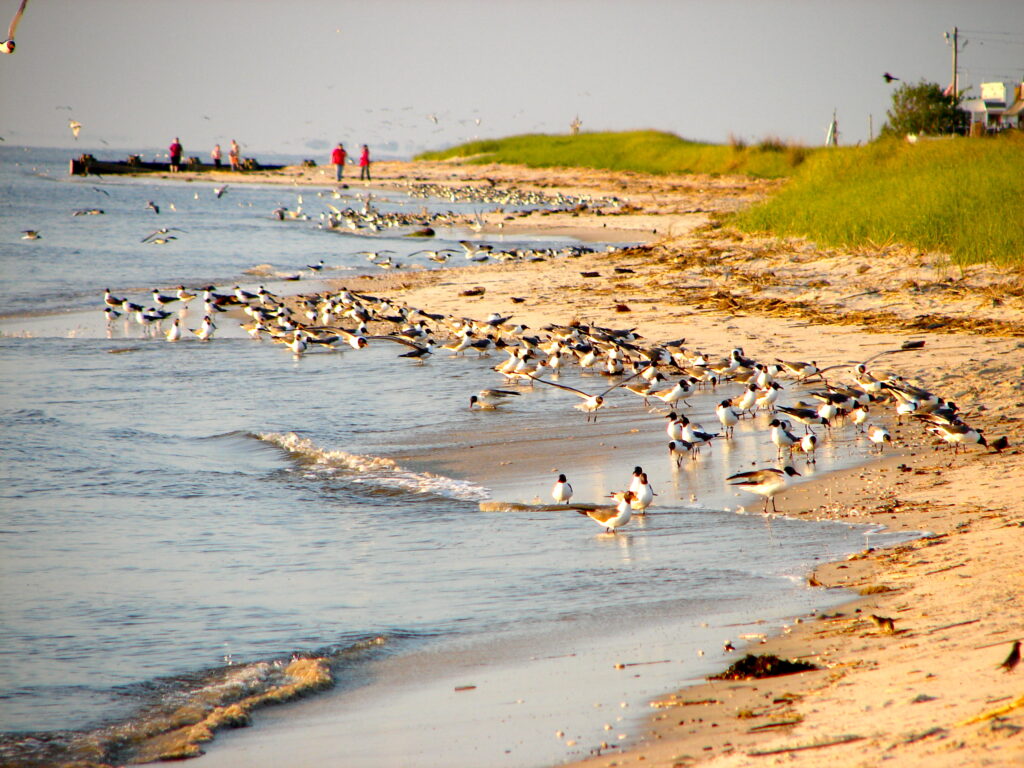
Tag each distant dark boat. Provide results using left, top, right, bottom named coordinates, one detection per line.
left=69, top=153, right=287, bottom=176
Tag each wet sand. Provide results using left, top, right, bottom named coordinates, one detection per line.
left=161, top=160, right=1024, bottom=767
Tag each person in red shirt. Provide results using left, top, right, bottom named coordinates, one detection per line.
left=331, top=143, right=346, bottom=181
left=168, top=137, right=183, bottom=172
left=359, top=144, right=371, bottom=181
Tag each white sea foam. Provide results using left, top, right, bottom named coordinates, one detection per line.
left=257, top=431, right=491, bottom=502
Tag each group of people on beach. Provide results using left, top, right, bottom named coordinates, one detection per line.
left=167, top=138, right=242, bottom=172
left=169, top=136, right=370, bottom=179
left=331, top=142, right=372, bottom=182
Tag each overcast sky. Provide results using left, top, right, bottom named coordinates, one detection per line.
left=1, top=0, right=1021, bottom=158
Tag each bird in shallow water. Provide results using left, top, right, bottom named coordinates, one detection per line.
left=726, top=465, right=800, bottom=514
left=579, top=491, right=634, bottom=533
left=469, top=388, right=520, bottom=410
left=551, top=474, right=573, bottom=504
left=630, top=472, right=655, bottom=513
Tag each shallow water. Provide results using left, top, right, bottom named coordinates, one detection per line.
left=0, top=147, right=912, bottom=767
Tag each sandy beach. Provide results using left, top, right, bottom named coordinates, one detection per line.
left=112, top=161, right=1024, bottom=766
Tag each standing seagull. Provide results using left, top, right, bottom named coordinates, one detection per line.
left=0, top=0, right=27, bottom=53
left=552, top=474, right=573, bottom=504
left=726, top=466, right=800, bottom=513
left=579, top=491, right=634, bottom=533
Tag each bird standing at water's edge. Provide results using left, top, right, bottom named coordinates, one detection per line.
left=726, top=465, right=800, bottom=514
left=579, top=491, right=634, bottom=533
left=552, top=474, right=573, bottom=504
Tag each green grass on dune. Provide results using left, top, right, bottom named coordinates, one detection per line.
left=416, top=130, right=809, bottom=178
left=735, top=133, right=1024, bottom=267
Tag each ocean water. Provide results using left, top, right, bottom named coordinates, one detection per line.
left=0, top=147, right=911, bottom=768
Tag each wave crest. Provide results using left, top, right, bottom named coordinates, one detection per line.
left=256, top=431, right=490, bottom=502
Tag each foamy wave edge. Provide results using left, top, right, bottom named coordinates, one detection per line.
left=256, top=431, right=491, bottom=502
left=0, top=637, right=388, bottom=768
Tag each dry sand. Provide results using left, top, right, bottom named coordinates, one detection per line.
left=171, top=160, right=1024, bottom=767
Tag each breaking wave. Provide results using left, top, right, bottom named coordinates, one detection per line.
left=256, top=431, right=491, bottom=502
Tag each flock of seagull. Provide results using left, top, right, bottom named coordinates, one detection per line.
left=101, top=274, right=999, bottom=534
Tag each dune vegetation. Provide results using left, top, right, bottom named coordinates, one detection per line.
left=416, top=130, right=810, bottom=178
left=420, top=129, right=1023, bottom=267
left=735, top=132, right=1024, bottom=267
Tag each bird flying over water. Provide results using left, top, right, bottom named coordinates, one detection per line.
left=1, top=0, right=28, bottom=54
left=69, top=120, right=82, bottom=139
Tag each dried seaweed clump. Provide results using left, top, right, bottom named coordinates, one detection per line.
left=709, top=653, right=817, bottom=681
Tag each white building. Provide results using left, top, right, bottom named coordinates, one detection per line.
left=962, top=81, right=1024, bottom=132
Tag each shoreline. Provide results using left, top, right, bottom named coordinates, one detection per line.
left=46, top=160, right=1024, bottom=766
left=313, top=161, right=1024, bottom=767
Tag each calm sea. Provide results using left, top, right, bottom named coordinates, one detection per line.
left=0, top=146, right=910, bottom=768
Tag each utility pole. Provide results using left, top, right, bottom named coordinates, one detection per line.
left=951, top=26, right=959, bottom=102
left=944, top=27, right=967, bottom=103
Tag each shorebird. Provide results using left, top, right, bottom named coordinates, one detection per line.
left=668, top=440, right=692, bottom=467
left=630, top=472, right=655, bottom=513
left=716, top=400, right=742, bottom=438
left=775, top=358, right=821, bottom=380
left=552, top=474, right=573, bottom=504
left=726, top=466, right=800, bottom=513
left=151, top=289, right=178, bottom=308
left=799, top=433, right=818, bottom=464
left=68, top=120, right=81, bottom=139
left=459, top=240, right=493, bottom=261
left=928, top=422, right=987, bottom=454
left=866, top=424, right=892, bottom=453
left=20, top=229, right=40, bottom=240
left=579, top=491, right=634, bottom=533
left=375, top=336, right=435, bottom=361
left=141, top=227, right=183, bottom=243
left=526, top=366, right=649, bottom=422
left=776, top=405, right=828, bottom=433
left=769, top=418, right=799, bottom=457
left=469, top=388, right=520, bottom=410
left=146, top=201, right=160, bottom=214
left=213, top=184, right=229, bottom=198
left=191, top=315, right=216, bottom=342
left=650, top=378, right=693, bottom=409
left=1, top=0, right=28, bottom=53
left=165, top=317, right=182, bottom=342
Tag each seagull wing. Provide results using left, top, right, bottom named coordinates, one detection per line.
left=596, top=365, right=652, bottom=398
left=8, top=0, right=27, bottom=40
left=525, top=374, right=593, bottom=400
left=809, top=345, right=927, bottom=380
left=368, top=334, right=427, bottom=351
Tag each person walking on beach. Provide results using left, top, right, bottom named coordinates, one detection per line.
left=331, top=142, right=347, bottom=182
left=211, top=143, right=222, bottom=169
left=168, top=137, right=183, bottom=172
left=359, top=144, right=371, bottom=181
left=229, top=139, right=240, bottom=171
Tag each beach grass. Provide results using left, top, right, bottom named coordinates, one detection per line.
left=416, top=130, right=811, bottom=178
left=734, top=133, right=1024, bottom=267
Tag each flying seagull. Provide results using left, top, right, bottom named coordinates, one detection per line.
left=1, top=0, right=28, bottom=54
